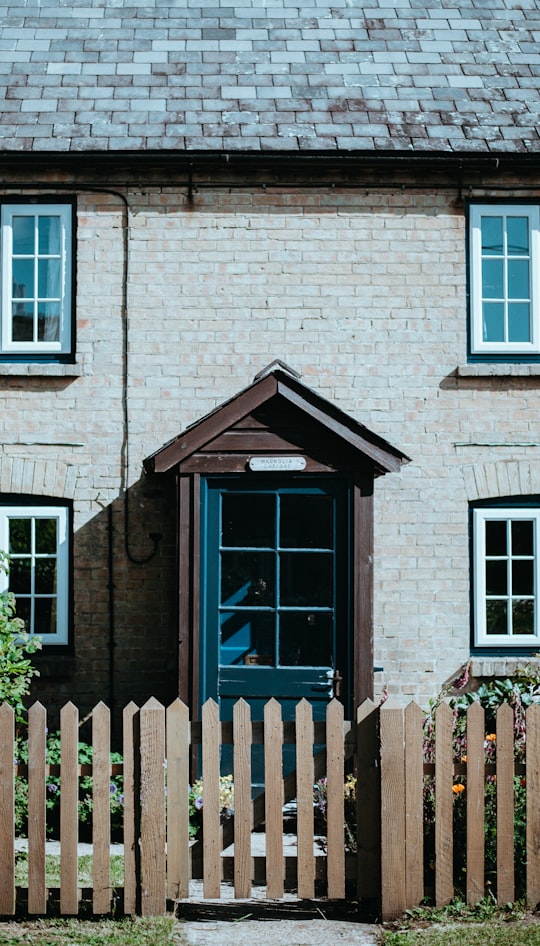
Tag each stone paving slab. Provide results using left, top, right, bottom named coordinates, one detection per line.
left=181, top=917, right=381, bottom=946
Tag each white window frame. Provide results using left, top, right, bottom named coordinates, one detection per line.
left=469, top=203, right=540, bottom=355
left=1, top=204, right=72, bottom=355
left=0, top=505, right=69, bottom=645
left=473, top=506, right=540, bottom=648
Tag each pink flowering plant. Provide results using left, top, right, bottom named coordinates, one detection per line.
left=422, top=664, right=538, bottom=899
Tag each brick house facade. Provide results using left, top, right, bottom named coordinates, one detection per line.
left=1, top=0, right=540, bottom=730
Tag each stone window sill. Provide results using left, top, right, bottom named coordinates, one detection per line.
left=0, top=363, right=88, bottom=377
left=471, top=656, right=540, bottom=679
left=457, top=364, right=540, bottom=378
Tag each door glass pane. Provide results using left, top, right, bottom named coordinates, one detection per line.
left=512, top=600, right=534, bottom=635
left=280, top=551, right=333, bottom=607
left=481, top=216, right=503, bottom=255
left=220, top=611, right=274, bottom=665
left=280, top=494, right=333, bottom=549
left=221, top=493, right=274, bottom=547
left=279, top=612, right=333, bottom=667
left=486, top=600, right=507, bottom=634
left=485, top=520, right=507, bottom=555
left=220, top=551, right=274, bottom=606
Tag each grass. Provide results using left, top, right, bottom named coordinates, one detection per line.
left=381, top=900, right=540, bottom=946
left=382, top=922, right=540, bottom=946
left=0, top=916, right=186, bottom=946
left=14, top=851, right=124, bottom=888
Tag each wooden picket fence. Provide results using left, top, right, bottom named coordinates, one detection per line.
left=0, top=696, right=539, bottom=920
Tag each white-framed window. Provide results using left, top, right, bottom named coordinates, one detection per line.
left=1, top=204, right=72, bottom=355
left=0, top=505, right=70, bottom=645
left=473, top=507, right=540, bottom=648
left=469, top=204, right=540, bottom=355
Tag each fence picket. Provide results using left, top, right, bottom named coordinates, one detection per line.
left=380, top=704, right=406, bottom=921
left=356, top=699, right=380, bottom=900
left=92, top=702, right=111, bottom=915
left=202, top=698, right=221, bottom=899
left=60, top=702, right=79, bottom=915
left=327, top=699, right=345, bottom=900
left=233, top=699, right=252, bottom=899
left=0, top=703, right=15, bottom=915
left=28, top=702, right=47, bottom=915
left=166, top=699, right=190, bottom=901
left=526, top=702, right=540, bottom=906
left=435, top=702, right=453, bottom=906
left=123, top=701, right=139, bottom=915
left=264, top=698, right=284, bottom=899
left=405, top=702, right=423, bottom=909
left=496, top=703, right=514, bottom=905
left=466, top=702, right=485, bottom=905
left=140, top=698, right=166, bottom=916
left=296, top=699, right=314, bottom=901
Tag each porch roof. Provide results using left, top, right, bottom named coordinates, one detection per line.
left=143, top=364, right=409, bottom=477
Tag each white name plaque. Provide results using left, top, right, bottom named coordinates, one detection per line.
left=248, top=456, right=306, bottom=472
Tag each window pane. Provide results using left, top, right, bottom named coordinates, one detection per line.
left=12, top=215, right=34, bottom=255
left=10, top=559, right=31, bottom=595
left=485, top=520, right=507, bottom=556
left=512, top=600, right=534, bottom=635
left=35, top=518, right=57, bottom=554
left=37, top=305, right=60, bottom=342
left=280, top=551, right=333, bottom=607
left=481, top=216, right=503, bottom=255
left=512, top=559, right=534, bottom=596
left=486, top=600, right=508, bottom=634
left=483, top=303, right=505, bottom=342
left=221, top=494, right=275, bottom=548
left=35, top=559, right=57, bottom=595
left=508, top=303, right=531, bottom=343
left=34, top=597, right=56, bottom=635
left=220, top=551, right=274, bottom=606
left=12, top=304, right=34, bottom=342
left=507, top=216, right=529, bottom=256
left=13, top=259, right=35, bottom=299
left=280, top=494, right=333, bottom=549
left=9, top=518, right=31, bottom=554
left=38, top=215, right=61, bottom=255
left=220, top=611, right=274, bottom=666
left=512, top=520, right=534, bottom=555
left=279, top=612, right=333, bottom=667
left=38, top=258, right=61, bottom=299
left=486, top=560, right=507, bottom=595
left=507, top=259, right=529, bottom=300
left=15, top=598, right=31, bottom=631
left=482, top=258, right=504, bottom=299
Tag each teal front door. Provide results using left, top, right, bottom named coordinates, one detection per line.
left=200, top=478, right=351, bottom=766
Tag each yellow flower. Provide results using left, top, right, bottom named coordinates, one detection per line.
left=452, top=783, right=465, bottom=794
left=486, top=733, right=496, bottom=742
left=461, top=755, right=467, bottom=763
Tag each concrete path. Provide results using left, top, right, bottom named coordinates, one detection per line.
left=181, top=918, right=382, bottom=946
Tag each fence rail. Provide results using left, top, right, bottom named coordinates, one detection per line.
left=0, top=697, right=539, bottom=920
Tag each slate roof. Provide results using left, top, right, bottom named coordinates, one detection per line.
left=1, top=0, right=540, bottom=155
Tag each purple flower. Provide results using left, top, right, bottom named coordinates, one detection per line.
left=195, top=797, right=203, bottom=810
left=47, top=783, right=59, bottom=794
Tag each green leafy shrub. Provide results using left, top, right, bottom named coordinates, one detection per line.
left=14, top=732, right=124, bottom=840
left=0, top=550, right=41, bottom=723
left=188, top=774, right=234, bottom=839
